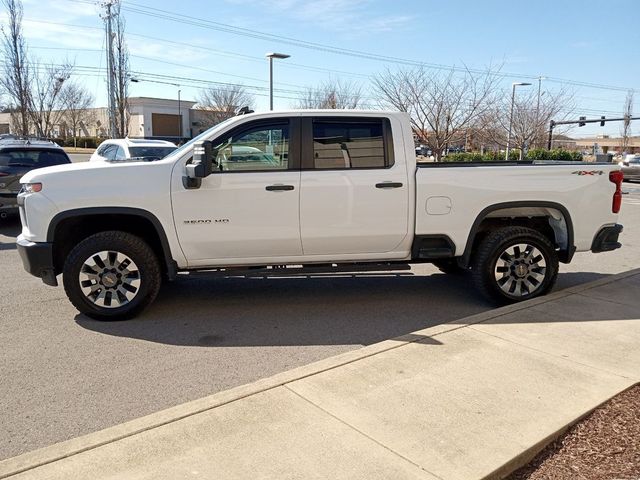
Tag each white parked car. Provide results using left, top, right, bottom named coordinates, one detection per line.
left=89, top=138, right=177, bottom=162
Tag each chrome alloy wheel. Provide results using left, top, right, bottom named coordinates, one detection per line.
left=78, top=251, right=141, bottom=308
left=494, top=243, right=547, bottom=297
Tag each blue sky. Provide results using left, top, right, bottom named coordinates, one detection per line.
left=4, top=0, right=639, bottom=137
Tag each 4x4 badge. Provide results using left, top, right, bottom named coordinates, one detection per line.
left=572, top=170, right=604, bottom=176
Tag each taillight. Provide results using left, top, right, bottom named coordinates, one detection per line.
left=0, top=172, right=8, bottom=177
left=609, top=170, right=623, bottom=213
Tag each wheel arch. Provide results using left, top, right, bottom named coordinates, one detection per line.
left=461, top=201, right=575, bottom=267
left=47, top=207, right=177, bottom=279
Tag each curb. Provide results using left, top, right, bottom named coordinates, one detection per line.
left=2, top=267, right=639, bottom=479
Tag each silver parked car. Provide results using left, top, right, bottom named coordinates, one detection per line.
left=620, top=155, right=640, bottom=182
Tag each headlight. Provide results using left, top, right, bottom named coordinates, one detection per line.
left=20, top=183, right=43, bottom=194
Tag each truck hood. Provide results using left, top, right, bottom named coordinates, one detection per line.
left=20, top=158, right=170, bottom=184
left=18, top=156, right=177, bottom=226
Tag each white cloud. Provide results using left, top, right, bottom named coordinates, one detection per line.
left=224, top=0, right=413, bottom=34
left=21, top=19, right=104, bottom=51
left=24, top=0, right=99, bottom=19
left=0, top=0, right=105, bottom=51
left=570, top=41, right=596, bottom=49
left=129, top=41, right=210, bottom=65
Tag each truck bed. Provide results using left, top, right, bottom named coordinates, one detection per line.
left=415, top=162, right=620, bottom=255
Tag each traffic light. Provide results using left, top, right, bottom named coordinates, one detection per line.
left=579, top=116, right=586, bottom=127
left=600, top=116, right=606, bottom=126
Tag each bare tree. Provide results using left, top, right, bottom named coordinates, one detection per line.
left=477, top=87, right=574, bottom=156
left=196, top=85, right=254, bottom=128
left=373, top=66, right=501, bottom=161
left=112, top=4, right=130, bottom=138
left=60, top=82, right=95, bottom=146
left=297, top=79, right=362, bottom=109
left=1, top=0, right=73, bottom=138
left=620, top=90, right=634, bottom=154
left=0, top=0, right=31, bottom=135
left=28, top=63, right=72, bottom=137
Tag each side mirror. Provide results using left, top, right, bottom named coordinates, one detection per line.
left=186, top=140, right=217, bottom=179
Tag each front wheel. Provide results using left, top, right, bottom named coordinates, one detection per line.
left=471, top=227, right=559, bottom=305
left=63, top=231, right=161, bottom=321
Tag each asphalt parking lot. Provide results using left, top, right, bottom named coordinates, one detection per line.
left=67, top=153, right=92, bottom=163
left=0, top=182, right=638, bottom=461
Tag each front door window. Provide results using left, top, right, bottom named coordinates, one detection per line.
left=214, top=124, right=289, bottom=172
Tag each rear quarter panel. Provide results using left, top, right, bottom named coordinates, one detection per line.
left=415, top=164, right=621, bottom=255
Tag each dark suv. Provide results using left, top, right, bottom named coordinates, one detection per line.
left=0, top=138, right=71, bottom=218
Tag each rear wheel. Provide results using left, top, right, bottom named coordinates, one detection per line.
left=471, top=227, right=558, bottom=305
left=63, top=231, right=161, bottom=320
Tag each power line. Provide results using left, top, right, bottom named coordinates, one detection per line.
left=3, top=57, right=623, bottom=115
left=110, top=0, right=639, bottom=94
left=24, top=12, right=639, bottom=96
left=22, top=18, right=371, bottom=80
left=30, top=44, right=639, bottom=111
left=0, top=58, right=332, bottom=104
left=24, top=45, right=382, bottom=102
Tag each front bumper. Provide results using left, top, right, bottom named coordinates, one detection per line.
left=16, top=237, right=58, bottom=286
left=591, top=224, right=623, bottom=253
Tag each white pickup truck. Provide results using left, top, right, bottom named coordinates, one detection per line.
left=16, top=110, right=624, bottom=320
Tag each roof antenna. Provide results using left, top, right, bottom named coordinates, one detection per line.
left=237, top=106, right=254, bottom=115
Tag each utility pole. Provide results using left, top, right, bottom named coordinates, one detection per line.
left=100, top=1, right=118, bottom=138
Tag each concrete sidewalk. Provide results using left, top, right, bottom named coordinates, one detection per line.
left=2, top=269, right=639, bottom=480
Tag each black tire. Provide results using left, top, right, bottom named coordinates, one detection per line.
left=471, top=226, right=558, bottom=305
left=63, top=231, right=161, bottom=321
left=432, top=259, right=466, bottom=275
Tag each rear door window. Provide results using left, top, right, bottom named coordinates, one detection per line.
left=308, top=118, right=393, bottom=169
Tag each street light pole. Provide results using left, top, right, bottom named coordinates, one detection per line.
left=178, top=89, right=181, bottom=139
left=265, top=52, right=290, bottom=111
left=505, top=82, right=532, bottom=161
left=535, top=76, right=545, bottom=120
left=269, top=57, right=273, bottom=110
left=535, top=76, right=546, bottom=147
